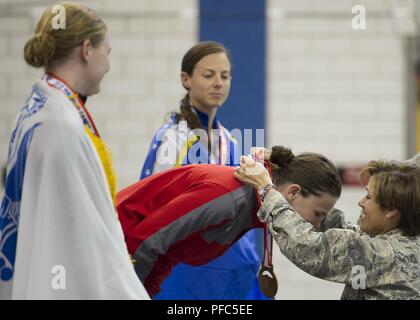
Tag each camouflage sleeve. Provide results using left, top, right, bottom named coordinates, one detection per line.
left=258, top=190, right=395, bottom=286
left=321, top=208, right=360, bottom=232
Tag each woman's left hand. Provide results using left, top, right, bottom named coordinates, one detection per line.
left=234, top=156, right=273, bottom=189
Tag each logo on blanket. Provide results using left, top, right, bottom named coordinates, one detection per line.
left=0, top=88, right=45, bottom=281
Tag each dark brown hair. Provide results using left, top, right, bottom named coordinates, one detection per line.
left=270, top=145, right=342, bottom=199
left=359, top=160, right=420, bottom=237
left=171, top=41, right=232, bottom=130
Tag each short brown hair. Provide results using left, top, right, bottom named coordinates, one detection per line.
left=359, top=160, right=420, bottom=237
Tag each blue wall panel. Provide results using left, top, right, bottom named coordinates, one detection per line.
left=200, top=0, right=266, bottom=148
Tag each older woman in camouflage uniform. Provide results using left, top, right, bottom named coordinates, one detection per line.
left=234, top=150, right=420, bottom=299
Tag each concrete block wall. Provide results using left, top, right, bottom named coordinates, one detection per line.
left=267, top=0, right=408, bottom=166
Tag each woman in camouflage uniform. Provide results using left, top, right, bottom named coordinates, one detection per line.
left=235, top=148, right=420, bottom=299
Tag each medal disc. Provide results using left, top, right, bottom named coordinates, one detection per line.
left=258, top=265, right=278, bottom=297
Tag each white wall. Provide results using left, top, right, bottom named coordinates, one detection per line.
left=267, top=0, right=408, bottom=166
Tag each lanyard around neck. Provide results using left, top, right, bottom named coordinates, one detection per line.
left=257, top=160, right=274, bottom=269
left=255, top=159, right=278, bottom=297
left=43, top=73, right=100, bottom=137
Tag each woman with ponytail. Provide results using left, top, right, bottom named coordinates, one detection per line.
left=235, top=148, right=420, bottom=299
left=141, top=41, right=237, bottom=177
left=253, top=146, right=342, bottom=231
left=139, top=41, right=266, bottom=300
left=118, top=145, right=342, bottom=298
left=0, top=2, right=149, bottom=299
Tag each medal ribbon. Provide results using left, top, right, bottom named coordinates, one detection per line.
left=44, top=73, right=117, bottom=207
left=261, top=160, right=274, bottom=270
left=252, top=154, right=278, bottom=297
left=44, top=73, right=100, bottom=136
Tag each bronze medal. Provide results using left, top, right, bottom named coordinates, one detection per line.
left=258, top=264, right=278, bottom=298
left=255, top=174, right=277, bottom=299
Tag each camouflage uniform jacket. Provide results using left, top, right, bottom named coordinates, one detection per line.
left=258, top=190, right=420, bottom=300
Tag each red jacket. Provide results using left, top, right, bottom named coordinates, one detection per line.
left=117, top=164, right=263, bottom=296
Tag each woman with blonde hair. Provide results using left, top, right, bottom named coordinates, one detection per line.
left=0, top=2, right=149, bottom=299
